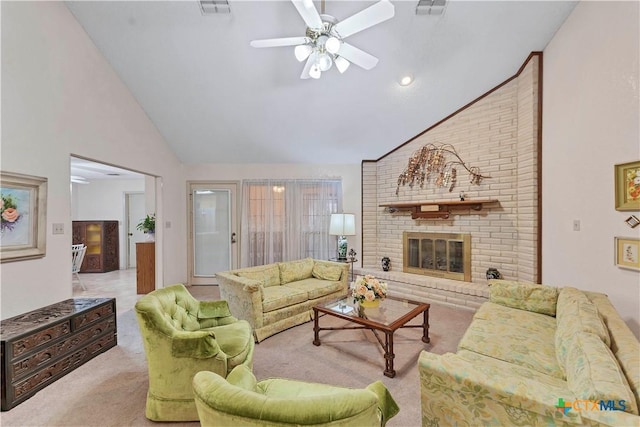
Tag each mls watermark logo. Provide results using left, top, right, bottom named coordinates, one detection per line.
left=555, top=398, right=627, bottom=414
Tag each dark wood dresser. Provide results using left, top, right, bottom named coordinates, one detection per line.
left=72, top=220, right=119, bottom=272
left=0, top=298, right=117, bottom=410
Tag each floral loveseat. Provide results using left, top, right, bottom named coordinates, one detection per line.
left=217, top=258, right=349, bottom=342
left=419, top=281, right=640, bottom=426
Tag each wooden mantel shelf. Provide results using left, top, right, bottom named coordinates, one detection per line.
left=379, top=199, right=499, bottom=219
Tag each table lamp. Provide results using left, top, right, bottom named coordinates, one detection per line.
left=329, top=213, right=356, bottom=261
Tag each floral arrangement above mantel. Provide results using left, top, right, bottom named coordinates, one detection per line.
left=351, top=275, right=388, bottom=307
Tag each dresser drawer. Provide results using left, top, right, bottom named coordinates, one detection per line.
left=11, top=322, right=71, bottom=358
left=72, top=303, right=114, bottom=330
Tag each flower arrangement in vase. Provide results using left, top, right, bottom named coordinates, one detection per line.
left=351, top=275, right=388, bottom=308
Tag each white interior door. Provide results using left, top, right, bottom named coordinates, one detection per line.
left=126, top=192, right=145, bottom=268
left=188, top=182, right=238, bottom=285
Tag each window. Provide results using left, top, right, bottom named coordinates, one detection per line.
left=241, top=179, right=341, bottom=266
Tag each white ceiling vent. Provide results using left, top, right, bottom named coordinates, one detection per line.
left=416, top=0, right=447, bottom=16
left=199, top=0, right=230, bottom=15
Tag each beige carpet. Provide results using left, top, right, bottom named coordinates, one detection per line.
left=0, top=292, right=474, bottom=427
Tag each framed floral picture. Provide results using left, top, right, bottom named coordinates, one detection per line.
left=0, top=171, right=48, bottom=263
left=614, top=237, right=640, bottom=271
left=615, top=160, right=640, bottom=211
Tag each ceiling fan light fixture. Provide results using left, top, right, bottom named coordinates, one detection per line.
left=335, top=56, right=350, bottom=73
left=325, top=36, right=341, bottom=54
left=294, top=44, right=313, bottom=62
left=309, top=64, right=322, bottom=79
left=318, top=52, right=333, bottom=71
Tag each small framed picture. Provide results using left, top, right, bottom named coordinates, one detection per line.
left=614, top=237, right=640, bottom=271
left=615, top=160, right=640, bottom=211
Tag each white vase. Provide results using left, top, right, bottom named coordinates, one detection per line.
left=145, top=232, right=155, bottom=242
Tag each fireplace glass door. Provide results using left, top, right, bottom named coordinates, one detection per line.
left=403, top=232, right=471, bottom=281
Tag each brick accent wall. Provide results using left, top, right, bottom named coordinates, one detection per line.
left=362, top=54, right=540, bottom=289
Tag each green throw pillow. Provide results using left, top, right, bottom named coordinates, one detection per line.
left=488, top=279, right=558, bottom=316
left=237, top=264, right=280, bottom=287
left=279, top=258, right=314, bottom=284
left=312, top=263, right=343, bottom=281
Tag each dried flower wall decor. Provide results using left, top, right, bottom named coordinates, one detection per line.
left=396, top=143, right=490, bottom=195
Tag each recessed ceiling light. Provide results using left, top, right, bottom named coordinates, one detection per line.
left=399, top=75, right=414, bottom=86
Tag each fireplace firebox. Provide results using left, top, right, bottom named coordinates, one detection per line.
left=403, top=232, right=471, bottom=281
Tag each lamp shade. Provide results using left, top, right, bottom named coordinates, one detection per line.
left=329, top=213, right=356, bottom=236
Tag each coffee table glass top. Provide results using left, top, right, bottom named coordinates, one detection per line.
left=321, top=297, right=423, bottom=327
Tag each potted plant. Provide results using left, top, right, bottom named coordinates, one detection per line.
left=137, top=214, right=156, bottom=241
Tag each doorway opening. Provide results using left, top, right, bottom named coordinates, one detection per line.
left=70, top=155, right=157, bottom=294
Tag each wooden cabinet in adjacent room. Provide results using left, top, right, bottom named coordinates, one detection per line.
left=72, top=221, right=119, bottom=273
left=136, top=242, right=155, bottom=294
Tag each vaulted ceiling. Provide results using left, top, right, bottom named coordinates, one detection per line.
left=65, top=0, right=577, bottom=165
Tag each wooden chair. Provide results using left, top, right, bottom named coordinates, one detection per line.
left=72, top=244, right=87, bottom=290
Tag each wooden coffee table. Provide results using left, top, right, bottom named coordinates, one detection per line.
left=312, top=296, right=430, bottom=378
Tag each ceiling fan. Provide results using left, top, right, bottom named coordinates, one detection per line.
left=250, top=0, right=395, bottom=80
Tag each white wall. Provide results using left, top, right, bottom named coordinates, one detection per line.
left=72, top=179, right=145, bottom=269
left=1, top=2, right=186, bottom=319
left=543, top=1, right=640, bottom=336
left=185, top=163, right=362, bottom=258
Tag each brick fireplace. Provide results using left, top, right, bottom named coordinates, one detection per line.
left=358, top=53, right=541, bottom=309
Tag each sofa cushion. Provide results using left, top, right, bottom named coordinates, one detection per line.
left=473, top=302, right=557, bottom=335
left=283, top=278, right=344, bottom=300
left=556, top=287, right=611, bottom=375
left=557, top=287, right=610, bottom=346
left=488, top=280, right=558, bottom=316
left=262, top=285, right=309, bottom=313
left=458, top=318, right=564, bottom=378
left=236, top=264, right=281, bottom=288
left=278, top=258, right=314, bottom=284
left=587, top=292, right=640, bottom=414
left=565, top=332, right=638, bottom=415
left=312, top=263, right=343, bottom=281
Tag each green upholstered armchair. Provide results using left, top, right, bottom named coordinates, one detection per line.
left=134, top=284, right=255, bottom=421
left=192, top=365, right=400, bottom=427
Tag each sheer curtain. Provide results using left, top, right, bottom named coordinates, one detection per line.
left=241, top=179, right=342, bottom=267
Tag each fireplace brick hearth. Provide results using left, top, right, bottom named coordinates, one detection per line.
left=353, top=267, right=488, bottom=311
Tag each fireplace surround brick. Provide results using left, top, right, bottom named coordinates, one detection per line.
left=360, top=54, right=541, bottom=308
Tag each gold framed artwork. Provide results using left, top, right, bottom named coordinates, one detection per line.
left=615, top=160, right=640, bottom=211
left=614, top=237, right=640, bottom=271
left=0, top=171, right=48, bottom=263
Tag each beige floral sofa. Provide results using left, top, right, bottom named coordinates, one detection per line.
left=419, top=280, right=640, bottom=426
left=216, top=258, right=349, bottom=342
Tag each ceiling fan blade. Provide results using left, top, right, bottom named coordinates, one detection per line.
left=333, top=0, right=395, bottom=39
left=300, top=51, right=318, bottom=79
left=250, top=37, right=308, bottom=48
left=337, top=43, right=379, bottom=70
left=291, top=0, right=323, bottom=30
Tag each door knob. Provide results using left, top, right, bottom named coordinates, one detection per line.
left=231, top=232, right=237, bottom=244
left=128, top=233, right=133, bottom=236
